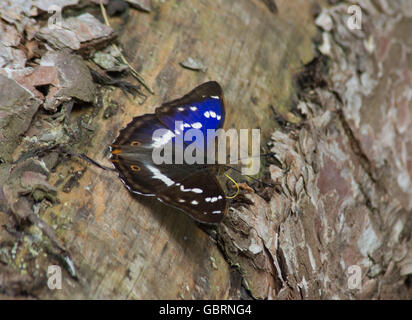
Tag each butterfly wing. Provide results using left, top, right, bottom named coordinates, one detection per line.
left=110, top=82, right=228, bottom=223
left=113, top=149, right=226, bottom=223
left=111, top=115, right=226, bottom=223
left=156, top=169, right=227, bottom=224
left=111, top=113, right=170, bottom=148
left=155, top=81, right=225, bottom=151
left=110, top=114, right=180, bottom=195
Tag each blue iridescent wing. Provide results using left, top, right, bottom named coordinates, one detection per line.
left=155, top=81, right=225, bottom=152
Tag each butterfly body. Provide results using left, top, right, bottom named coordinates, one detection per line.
left=110, top=81, right=228, bottom=224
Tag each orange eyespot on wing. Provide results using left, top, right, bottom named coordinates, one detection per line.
left=130, top=141, right=141, bottom=146
left=130, top=165, right=141, bottom=171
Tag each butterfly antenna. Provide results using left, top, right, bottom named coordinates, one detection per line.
left=54, top=146, right=115, bottom=172
left=222, top=165, right=274, bottom=188
left=75, top=153, right=116, bottom=172
left=224, top=173, right=240, bottom=199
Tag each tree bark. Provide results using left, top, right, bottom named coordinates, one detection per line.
left=1, top=0, right=412, bottom=299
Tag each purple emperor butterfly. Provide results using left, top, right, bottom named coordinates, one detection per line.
left=110, top=81, right=228, bottom=224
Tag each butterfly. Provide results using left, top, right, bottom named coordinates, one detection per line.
left=109, top=81, right=228, bottom=224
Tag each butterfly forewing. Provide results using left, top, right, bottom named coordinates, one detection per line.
left=110, top=114, right=178, bottom=195
left=111, top=114, right=170, bottom=148
left=156, top=81, right=225, bottom=151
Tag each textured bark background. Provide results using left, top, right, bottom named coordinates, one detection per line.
left=1, top=0, right=412, bottom=299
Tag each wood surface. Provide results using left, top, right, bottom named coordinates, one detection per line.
left=41, top=0, right=317, bottom=299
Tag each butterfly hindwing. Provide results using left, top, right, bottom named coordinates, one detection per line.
left=111, top=148, right=172, bottom=195
left=156, top=169, right=227, bottom=224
